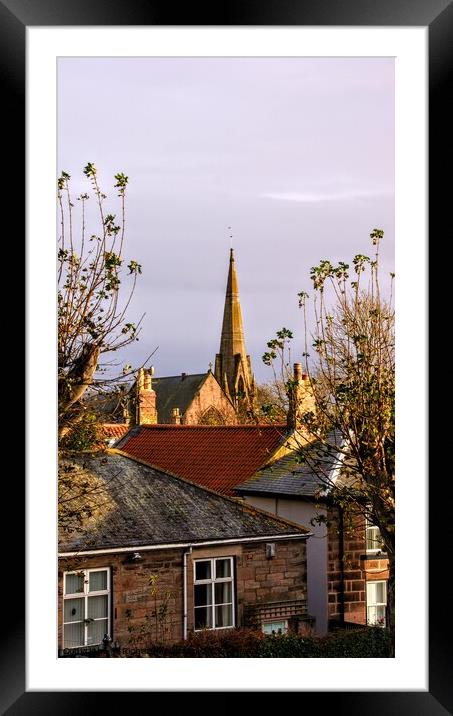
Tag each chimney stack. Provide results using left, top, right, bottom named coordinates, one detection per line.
left=136, top=368, right=157, bottom=425
left=287, top=363, right=315, bottom=431
left=171, top=407, right=182, bottom=425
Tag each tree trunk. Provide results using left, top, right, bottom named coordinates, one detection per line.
left=386, top=552, right=395, bottom=657
left=58, top=343, right=100, bottom=436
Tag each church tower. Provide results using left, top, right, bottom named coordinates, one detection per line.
left=214, top=249, right=255, bottom=408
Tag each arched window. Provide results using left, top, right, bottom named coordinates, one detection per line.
left=199, top=406, right=225, bottom=425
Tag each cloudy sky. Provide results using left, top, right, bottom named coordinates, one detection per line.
left=58, top=57, right=394, bottom=383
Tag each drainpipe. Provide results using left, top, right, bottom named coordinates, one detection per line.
left=183, top=546, right=193, bottom=640
left=339, top=508, right=345, bottom=624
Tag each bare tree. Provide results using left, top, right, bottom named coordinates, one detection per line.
left=58, top=163, right=144, bottom=440
left=264, top=229, right=395, bottom=644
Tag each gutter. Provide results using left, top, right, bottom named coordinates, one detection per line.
left=339, top=507, right=345, bottom=624
left=59, top=531, right=312, bottom=558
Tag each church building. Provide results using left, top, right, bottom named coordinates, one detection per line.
left=214, top=248, right=255, bottom=409
left=102, top=248, right=256, bottom=432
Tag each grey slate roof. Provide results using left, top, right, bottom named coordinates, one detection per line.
left=152, top=373, right=208, bottom=422
left=59, top=451, right=309, bottom=554
left=236, top=435, right=344, bottom=499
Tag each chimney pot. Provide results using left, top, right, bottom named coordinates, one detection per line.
left=293, top=363, right=303, bottom=381
left=171, top=407, right=182, bottom=425
left=143, top=370, right=152, bottom=391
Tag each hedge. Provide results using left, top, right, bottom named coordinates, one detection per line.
left=143, top=626, right=392, bottom=658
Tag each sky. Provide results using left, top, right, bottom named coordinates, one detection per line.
left=58, top=57, right=394, bottom=383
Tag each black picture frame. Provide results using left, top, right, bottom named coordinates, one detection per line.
left=7, top=0, right=448, bottom=712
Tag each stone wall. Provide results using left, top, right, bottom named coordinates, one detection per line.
left=327, top=507, right=389, bottom=625
left=183, top=373, right=237, bottom=425
left=58, top=537, right=308, bottom=654
left=58, top=548, right=184, bottom=654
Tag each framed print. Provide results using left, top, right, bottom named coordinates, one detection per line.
left=4, top=0, right=449, bottom=711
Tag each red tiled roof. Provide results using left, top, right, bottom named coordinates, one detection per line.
left=117, top=424, right=287, bottom=495
left=100, top=423, right=130, bottom=440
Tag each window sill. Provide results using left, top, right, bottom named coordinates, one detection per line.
left=361, top=552, right=388, bottom=560
left=194, top=625, right=235, bottom=633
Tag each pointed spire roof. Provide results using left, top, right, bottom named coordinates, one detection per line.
left=215, top=249, right=254, bottom=405
left=220, top=249, right=247, bottom=358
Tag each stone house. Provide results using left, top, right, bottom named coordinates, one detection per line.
left=236, top=442, right=390, bottom=634
left=115, top=366, right=389, bottom=636
left=327, top=510, right=389, bottom=628
left=58, top=450, right=312, bottom=654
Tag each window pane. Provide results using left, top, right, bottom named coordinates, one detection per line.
left=215, top=559, right=231, bottom=579
left=263, top=621, right=287, bottom=635
left=367, top=525, right=385, bottom=551
left=194, top=606, right=212, bottom=630
left=366, top=582, right=376, bottom=603
left=366, top=527, right=375, bottom=550
left=215, top=581, right=232, bottom=605
left=215, top=604, right=233, bottom=628
left=88, top=595, right=108, bottom=620
left=367, top=605, right=386, bottom=626
left=195, top=561, right=211, bottom=581
left=64, top=621, right=85, bottom=648
left=375, top=582, right=386, bottom=604
left=194, top=584, right=212, bottom=607
left=65, top=573, right=84, bottom=595
left=89, top=570, right=107, bottom=592
left=87, top=618, right=108, bottom=645
left=367, top=581, right=387, bottom=606
left=64, top=598, right=85, bottom=623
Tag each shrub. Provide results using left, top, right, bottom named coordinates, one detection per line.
left=145, top=628, right=264, bottom=658
left=60, top=412, right=98, bottom=451
left=143, top=626, right=392, bottom=658
left=257, top=626, right=392, bottom=658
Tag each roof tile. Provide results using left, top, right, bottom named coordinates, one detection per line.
left=100, top=423, right=130, bottom=440
left=153, top=374, right=208, bottom=422
left=59, top=451, right=309, bottom=553
left=116, top=424, right=287, bottom=495
left=237, top=432, right=344, bottom=498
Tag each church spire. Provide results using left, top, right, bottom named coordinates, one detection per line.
left=214, top=249, right=255, bottom=408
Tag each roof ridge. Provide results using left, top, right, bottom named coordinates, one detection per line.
left=101, top=422, right=129, bottom=428
left=109, top=449, right=310, bottom=534
left=136, top=423, right=287, bottom=430
left=153, top=373, right=207, bottom=380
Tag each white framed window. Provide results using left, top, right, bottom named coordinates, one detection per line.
left=366, top=580, right=387, bottom=626
left=366, top=519, right=385, bottom=553
left=262, top=620, right=288, bottom=635
left=193, top=557, right=235, bottom=630
left=63, top=568, right=110, bottom=648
